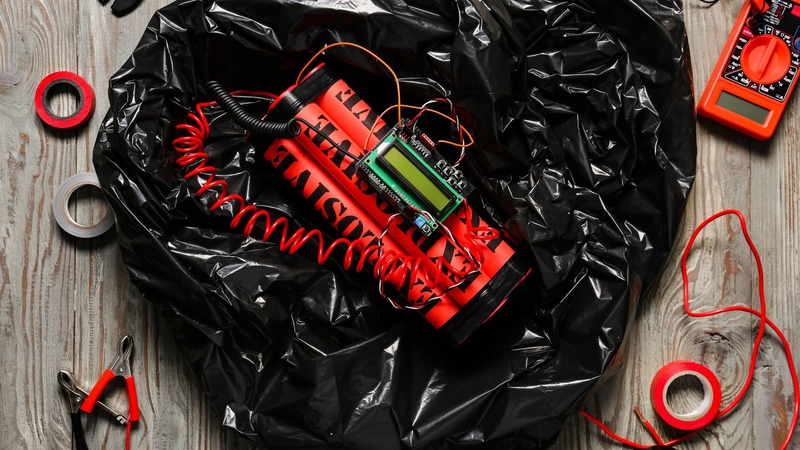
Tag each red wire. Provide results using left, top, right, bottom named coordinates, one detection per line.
left=581, top=210, right=799, bottom=449
left=579, top=410, right=653, bottom=449
left=126, top=421, right=131, bottom=450
left=172, top=97, right=496, bottom=306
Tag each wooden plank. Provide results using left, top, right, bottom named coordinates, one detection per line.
left=551, top=1, right=800, bottom=448
left=74, top=1, right=165, bottom=448
left=0, top=0, right=259, bottom=448
left=70, top=1, right=260, bottom=448
left=0, top=0, right=79, bottom=449
left=747, top=46, right=800, bottom=449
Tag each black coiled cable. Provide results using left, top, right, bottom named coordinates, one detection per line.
left=206, top=81, right=300, bottom=138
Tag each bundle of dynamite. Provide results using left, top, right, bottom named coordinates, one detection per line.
left=176, top=53, right=530, bottom=346
left=263, top=65, right=529, bottom=345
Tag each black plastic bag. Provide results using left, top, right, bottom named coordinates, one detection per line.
left=93, top=0, right=696, bottom=448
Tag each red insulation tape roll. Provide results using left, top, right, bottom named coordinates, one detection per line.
left=650, top=361, right=722, bottom=431
left=34, top=71, right=95, bottom=129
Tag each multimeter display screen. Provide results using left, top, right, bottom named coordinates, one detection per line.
left=717, top=91, right=770, bottom=124
left=383, top=146, right=451, bottom=212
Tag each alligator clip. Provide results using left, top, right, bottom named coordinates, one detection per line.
left=58, top=370, right=128, bottom=450
left=80, top=335, right=139, bottom=423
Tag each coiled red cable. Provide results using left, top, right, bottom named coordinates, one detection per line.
left=172, top=94, right=498, bottom=306
left=581, top=209, right=799, bottom=449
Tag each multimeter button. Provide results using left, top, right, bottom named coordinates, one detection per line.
left=741, top=34, right=792, bottom=85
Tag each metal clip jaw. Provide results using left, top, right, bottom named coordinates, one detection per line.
left=57, top=370, right=128, bottom=425
left=108, top=335, right=134, bottom=378
left=58, top=371, right=87, bottom=414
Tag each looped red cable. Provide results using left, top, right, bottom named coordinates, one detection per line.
left=580, top=209, right=798, bottom=449
left=172, top=95, right=497, bottom=306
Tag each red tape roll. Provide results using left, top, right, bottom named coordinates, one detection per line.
left=35, top=71, right=95, bottom=129
left=650, top=361, right=722, bottom=431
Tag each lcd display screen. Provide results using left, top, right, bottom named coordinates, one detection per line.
left=383, top=146, right=450, bottom=212
left=717, top=91, right=769, bottom=124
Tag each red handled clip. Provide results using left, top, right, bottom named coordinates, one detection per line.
left=80, top=335, right=139, bottom=423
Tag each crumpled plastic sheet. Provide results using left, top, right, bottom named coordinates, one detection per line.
left=93, top=0, right=696, bottom=448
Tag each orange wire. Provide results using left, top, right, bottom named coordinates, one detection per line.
left=296, top=42, right=403, bottom=126
left=363, top=104, right=475, bottom=150
left=297, top=43, right=472, bottom=151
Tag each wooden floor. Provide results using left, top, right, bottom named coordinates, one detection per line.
left=0, top=0, right=797, bottom=449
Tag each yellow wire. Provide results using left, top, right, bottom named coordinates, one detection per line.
left=296, top=42, right=403, bottom=126
left=363, top=104, right=475, bottom=150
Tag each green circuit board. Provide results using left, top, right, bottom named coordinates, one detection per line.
left=356, top=131, right=465, bottom=236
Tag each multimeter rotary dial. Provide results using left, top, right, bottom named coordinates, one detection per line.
left=741, top=34, right=792, bottom=85
left=697, top=0, right=800, bottom=139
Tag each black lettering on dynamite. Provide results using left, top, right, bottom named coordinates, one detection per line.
left=322, top=196, right=346, bottom=223
left=303, top=111, right=418, bottom=239
left=336, top=215, right=363, bottom=241
left=307, top=114, right=359, bottom=176
left=335, top=88, right=363, bottom=111
left=281, top=162, right=372, bottom=254
left=307, top=182, right=330, bottom=206
left=307, top=116, right=338, bottom=148
left=347, top=175, right=393, bottom=215
left=410, top=278, right=434, bottom=304
left=439, top=238, right=479, bottom=292
left=271, top=143, right=374, bottom=256
left=462, top=211, right=502, bottom=253
left=289, top=170, right=311, bottom=193
left=275, top=144, right=418, bottom=253
left=272, top=145, right=297, bottom=175
left=360, top=229, right=380, bottom=249
left=334, top=88, right=391, bottom=140
left=291, top=171, right=339, bottom=216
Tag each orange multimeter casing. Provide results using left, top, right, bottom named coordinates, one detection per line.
left=697, top=0, right=800, bottom=140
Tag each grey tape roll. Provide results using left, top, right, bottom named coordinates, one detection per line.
left=53, top=173, right=115, bottom=238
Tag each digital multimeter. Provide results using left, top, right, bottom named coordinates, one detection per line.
left=698, top=0, right=800, bottom=140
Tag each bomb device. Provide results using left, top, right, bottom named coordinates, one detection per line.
left=698, top=0, right=800, bottom=140
left=189, top=42, right=530, bottom=345
left=252, top=63, right=530, bottom=345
